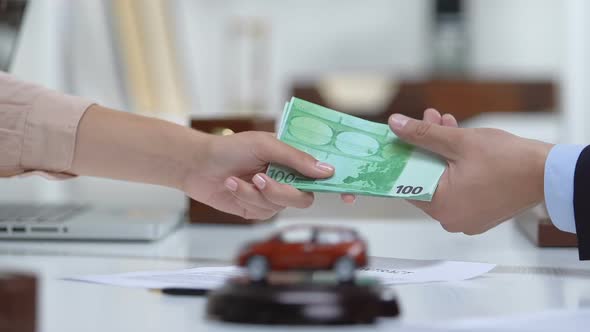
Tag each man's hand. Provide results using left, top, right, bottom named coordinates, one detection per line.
left=184, top=131, right=347, bottom=220
left=389, top=109, right=553, bottom=235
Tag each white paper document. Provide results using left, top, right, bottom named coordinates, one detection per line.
left=66, top=257, right=495, bottom=290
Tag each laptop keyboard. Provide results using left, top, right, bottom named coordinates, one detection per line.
left=0, top=204, right=88, bottom=224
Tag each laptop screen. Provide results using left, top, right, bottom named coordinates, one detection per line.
left=0, top=1, right=27, bottom=71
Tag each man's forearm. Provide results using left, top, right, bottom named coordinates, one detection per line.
left=69, top=105, right=211, bottom=190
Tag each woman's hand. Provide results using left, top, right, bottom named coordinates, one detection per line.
left=71, top=106, right=354, bottom=220
left=183, top=131, right=343, bottom=220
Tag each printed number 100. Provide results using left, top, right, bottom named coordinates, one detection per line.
left=395, top=185, right=423, bottom=195
left=268, top=169, right=296, bottom=183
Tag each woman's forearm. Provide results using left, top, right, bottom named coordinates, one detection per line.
left=1, top=72, right=345, bottom=220
left=69, top=105, right=210, bottom=190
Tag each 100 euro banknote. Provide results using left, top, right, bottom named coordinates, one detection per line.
left=266, top=98, right=446, bottom=201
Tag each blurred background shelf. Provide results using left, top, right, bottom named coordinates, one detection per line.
left=293, top=78, right=555, bottom=122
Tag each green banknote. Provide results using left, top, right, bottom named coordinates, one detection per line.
left=266, top=97, right=446, bottom=201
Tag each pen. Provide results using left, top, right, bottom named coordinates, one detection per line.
left=152, top=288, right=209, bottom=296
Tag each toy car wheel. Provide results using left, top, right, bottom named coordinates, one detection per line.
left=246, top=255, right=268, bottom=282
left=334, top=256, right=356, bottom=282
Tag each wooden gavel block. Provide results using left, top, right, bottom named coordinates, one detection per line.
left=0, top=272, right=37, bottom=332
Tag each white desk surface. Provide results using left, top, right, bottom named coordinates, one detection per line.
left=1, top=198, right=590, bottom=332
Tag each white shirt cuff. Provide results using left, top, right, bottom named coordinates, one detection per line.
left=544, top=144, right=585, bottom=233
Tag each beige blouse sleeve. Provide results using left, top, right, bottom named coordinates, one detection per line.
left=0, top=71, right=94, bottom=178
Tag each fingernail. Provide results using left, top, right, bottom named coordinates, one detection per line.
left=253, top=174, right=266, bottom=189
left=224, top=178, right=238, bottom=192
left=315, top=161, right=334, bottom=173
left=389, top=114, right=409, bottom=130
left=343, top=195, right=356, bottom=204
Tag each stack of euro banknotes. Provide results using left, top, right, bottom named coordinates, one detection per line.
left=266, top=98, right=446, bottom=201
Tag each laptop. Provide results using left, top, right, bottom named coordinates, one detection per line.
left=0, top=204, right=184, bottom=240
left=0, top=3, right=184, bottom=241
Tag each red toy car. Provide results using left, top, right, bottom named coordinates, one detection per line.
left=236, top=225, right=368, bottom=282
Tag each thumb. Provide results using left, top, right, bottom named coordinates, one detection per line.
left=389, top=114, right=461, bottom=160
left=256, top=134, right=335, bottom=179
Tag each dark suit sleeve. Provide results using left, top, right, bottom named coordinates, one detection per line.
left=573, top=145, right=590, bottom=260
